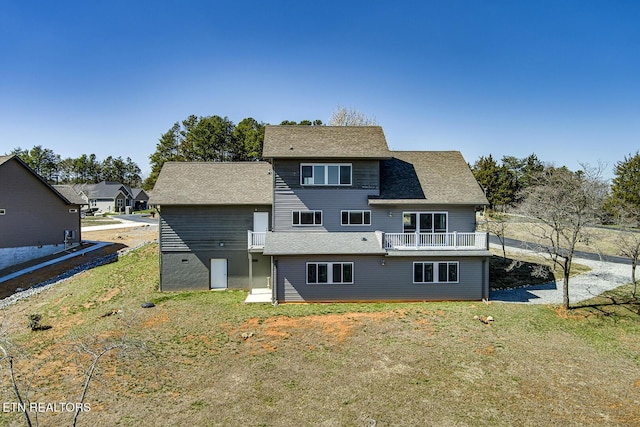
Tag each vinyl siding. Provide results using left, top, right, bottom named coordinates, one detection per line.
left=0, top=159, right=81, bottom=249
left=274, top=189, right=378, bottom=232
left=160, top=250, right=271, bottom=291
left=158, top=205, right=271, bottom=291
left=372, top=205, right=478, bottom=233
left=160, top=205, right=270, bottom=251
left=274, top=159, right=380, bottom=190
left=274, top=255, right=487, bottom=302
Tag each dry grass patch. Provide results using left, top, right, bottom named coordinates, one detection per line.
left=1, top=244, right=639, bottom=426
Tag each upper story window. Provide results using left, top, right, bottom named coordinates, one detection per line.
left=403, top=212, right=447, bottom=233
left=293, top=210, right=323, bottom=226
left=301, top=164, right=352, bottom=186
left=341, top=210, right=371, bottom=226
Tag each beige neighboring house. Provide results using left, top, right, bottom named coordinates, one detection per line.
left=0, top=155, right=85, bottom=271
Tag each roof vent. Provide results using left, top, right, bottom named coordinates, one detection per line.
left=361, top=237, right=367, bottom=241
left=289, top=145, right=294, bottom=150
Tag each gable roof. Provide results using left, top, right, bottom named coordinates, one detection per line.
left=0, top=155, right=83, bottom=206
left=262, top=126, right=391, bottom=159
left=371, top=151, right=488, bottom=206
left=53, top=185, right=87, bottom=205
left=73, top=181, right=133, bottom=199
left=149, top=162, right=273, bottom=205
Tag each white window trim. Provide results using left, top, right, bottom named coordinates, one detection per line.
left=341, top=210, right=371, bottom=226
left=292, top=210, right=323, bottom=226
left=300, top=163, right=352, bottom=186
left=306, top=262, right=354, bottom=284
left=413, top=261, right=459, bottom=284
left=69, top=208, right=78, bottom=213
left=403, top=212, right=448, bottom=233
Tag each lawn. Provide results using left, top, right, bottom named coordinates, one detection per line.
left=0, top=244, right=639, bottom=426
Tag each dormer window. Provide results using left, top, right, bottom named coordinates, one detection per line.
left=301, top=164, right=352, bottom=186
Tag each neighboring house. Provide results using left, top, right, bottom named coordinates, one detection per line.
left=132, top=188, right=149, bottom=211
left=0, top=155, right=85, bottom=270
left=73, top=181, right=134, bottom=213
left=150, top=126, right=490, bottom=302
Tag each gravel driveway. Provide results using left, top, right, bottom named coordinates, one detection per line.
left=490, top=245, right=636, bottom=304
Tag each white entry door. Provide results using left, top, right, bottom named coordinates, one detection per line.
left=210, top=259, right=228, bottom=289
left=254, top=212, right=269, bottom=233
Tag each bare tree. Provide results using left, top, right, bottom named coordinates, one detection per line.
left=519, top=165, right=606, bottom=309
left=616, top=205, right=640, bottom=298
left=328, top=105, right=377, bottom=126
left=484, top=210, right=509, bottom=258
left=0, top=339, right=32, bottom=427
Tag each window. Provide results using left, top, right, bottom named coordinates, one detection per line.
left=301, top=164, right=352, bottom=185
left=292, top=210, right=322, bottom=226
left=69, top=208, right=78, bottom=213
left=341, top=210, right=371, bottom=226
left=307, top=262, right=353, bottom=284
left=413, top=262, right=458, bottom=283
left=0, top=209, right=5, bottom=215
left=403, top=212, right=447, bottom=233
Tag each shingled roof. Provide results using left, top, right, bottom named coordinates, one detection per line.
left=262, top=126, right=391, bottom=159
left=263, top=232, right=386, bottom=255
left=149, top=162, right=273, bottom=205
left=372, top=151, right=488, bottom=206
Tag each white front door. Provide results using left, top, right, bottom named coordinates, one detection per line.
left=254, top=212, right=269, bottom=233
left=210, top=259, right=228, bottom=289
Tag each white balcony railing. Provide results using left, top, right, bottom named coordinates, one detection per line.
left=248, top=231, right=266, bottom=249
left=384, top=232, right=488, bottom=250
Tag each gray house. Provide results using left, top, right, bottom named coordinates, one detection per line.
left=150, top=126, right=490, bottom=302
left=0, top=155, right=84, bottom=270
left=73, top=181, right=134, bottom=213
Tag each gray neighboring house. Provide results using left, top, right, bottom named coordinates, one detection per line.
left=151, top=125, right=490, bottom=302
left=149, top=162, right=273, bottom=291
left=73, top=181, right=134, bottom=213
left=0, top=155, right=85, bottom=270
left=132, top=188, right=149, bottom=211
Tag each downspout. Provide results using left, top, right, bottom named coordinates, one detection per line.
left=157, top=206, right=163, bottom=291
left=272, top=257, right=278, bottom=306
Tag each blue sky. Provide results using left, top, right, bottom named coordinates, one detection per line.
left=1, top=0, right=639, bottom=180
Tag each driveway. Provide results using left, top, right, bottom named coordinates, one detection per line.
left=489, top=243, right=637, bottom=304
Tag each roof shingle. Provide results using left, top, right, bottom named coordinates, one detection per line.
left=262, top=126, right=391, bottom=159
left=373, top=151, right=488, bottom=205
left=149, top=162, right=273, bottom=205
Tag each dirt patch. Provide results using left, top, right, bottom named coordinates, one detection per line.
left=236, top=312, right=400, bottom=354
left=0, top=225, right=157, bottom=298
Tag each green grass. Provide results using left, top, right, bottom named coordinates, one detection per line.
left=1, top=244, right=639, bottom=426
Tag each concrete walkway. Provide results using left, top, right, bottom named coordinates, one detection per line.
left=0, top=219, right=157, bottom=284
left=489, top=244, right=637, bottom=304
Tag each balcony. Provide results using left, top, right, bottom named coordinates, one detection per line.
left=384, top=232, right=488, bottom=251
left=248, top=231, right=266, bottom=250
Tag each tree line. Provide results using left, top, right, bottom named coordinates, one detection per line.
left=470, top=151, right=640, bottom=225
left=9, top=146, right=142, bottom=188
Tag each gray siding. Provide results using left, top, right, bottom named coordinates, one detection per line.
left=274, top=196, right=478, bottom=234
left=274, top=255, right=487, bottom=302
left=158, top=205, right=271, bottom=291
left=274, top=189, right=378, bottom=232
left=274, top=159, right=380, bottom=191
left=161, top=250, right=271, bottom=291
left=160, top=205, right=270, bottom=251
left=0, top=159, right=81, bottom=249
left=372, top=205, right=478, bottom=233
